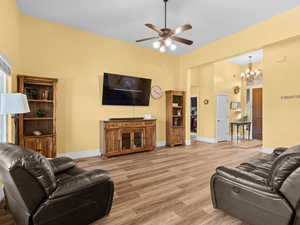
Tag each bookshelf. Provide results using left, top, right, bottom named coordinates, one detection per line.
left=166, top=90, right=186, bottom=147
left=18, top=75, right=58, bottom=157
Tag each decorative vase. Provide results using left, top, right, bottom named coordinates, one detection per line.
left=41, top=90, right=49, bottom=100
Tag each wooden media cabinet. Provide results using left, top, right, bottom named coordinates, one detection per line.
left=100, top=119, right=156, bottom=157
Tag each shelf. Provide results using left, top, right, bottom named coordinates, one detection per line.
left=28, top=99, right=53, bottom=103
left=24, top=134, right=53, bottom=138
left=172, top=126, right=184, bottom=128
left=24, top=117, right=53, bottom=120
left=173, top=115, right=183, bottom=117
left=172, top=106, right=183, bottom=108
left=25, top=81, right=53, bottom=86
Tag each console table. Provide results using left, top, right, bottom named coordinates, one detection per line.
left=230, top=122, right=252, bottom=142
left=100, top=119, right=156, bottom=157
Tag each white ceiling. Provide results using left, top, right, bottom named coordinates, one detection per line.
left=16, top=0, right=300, bottom=56
left=228, top=49, right=263, bottom=66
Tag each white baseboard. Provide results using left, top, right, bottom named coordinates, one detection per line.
left=231, top=135, right=253, bottom=140
left=185, top=140, right=191, bottom=146
left=156, top=141, right=166, bottom=147
left=261, top=147, right=274, bottom=154
left=58, top=149, right=101, bottom=159
left=196, top=136, right=217, bottom=143
left=58, top=141, right=169, bottom=159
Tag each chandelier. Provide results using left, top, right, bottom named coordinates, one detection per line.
left=241, top=56, right=262, bottom=82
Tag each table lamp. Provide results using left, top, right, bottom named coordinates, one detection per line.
left=0, top=93, right=30, bottom=143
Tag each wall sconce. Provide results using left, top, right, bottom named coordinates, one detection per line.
left=203, top=99, right=209, bottom=105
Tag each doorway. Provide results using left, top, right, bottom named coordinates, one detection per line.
left=252, top=88, right=263, bottom=140
left=191, top=96, right=197, bottom=141
left=216, top=94, right=230, bottom=142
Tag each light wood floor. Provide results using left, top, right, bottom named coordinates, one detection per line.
left=1, top=141, right=263, bottom=225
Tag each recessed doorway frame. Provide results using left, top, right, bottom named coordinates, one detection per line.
left=247, top=85, right=263, bottom=140
left=190, top=95, right=198, bottom=141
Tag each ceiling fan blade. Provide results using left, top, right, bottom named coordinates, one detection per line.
left=173, top=24, right=192, bottom=35
left=171, top=36, right=193, bottom=45
left=136, top=37, right=159, bottom=42
left=145, top=24, right=163, bottom=35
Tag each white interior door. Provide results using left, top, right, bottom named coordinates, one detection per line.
left=216, top=94, right=229, bottom=142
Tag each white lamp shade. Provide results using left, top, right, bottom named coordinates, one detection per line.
left=0, top=93, right=30, bottom=115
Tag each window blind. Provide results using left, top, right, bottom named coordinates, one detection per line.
left=0, top=53, right=11, bottom=76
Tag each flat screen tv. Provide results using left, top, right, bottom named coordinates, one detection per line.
left=102, top=73, right=152, bottom=106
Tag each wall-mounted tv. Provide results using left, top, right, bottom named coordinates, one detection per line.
left=102, top=73, right=152, bottom=106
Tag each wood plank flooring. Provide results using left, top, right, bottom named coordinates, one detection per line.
left=1, top=141, right=263, bottom=225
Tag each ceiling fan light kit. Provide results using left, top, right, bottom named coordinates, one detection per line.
left=153, top=41, right=160, bottom=49
left=160, top=45, right=166, bottom=52
left=136, top=0, right=193, bottom=53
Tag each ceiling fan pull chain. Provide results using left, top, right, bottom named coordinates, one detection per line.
left=164, top=0, right=167, bottom=29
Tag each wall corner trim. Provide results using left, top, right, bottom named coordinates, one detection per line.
left=156, top=141, right=166, bottom=147
left=196, top=136, right=217, bottom=143
left=185, top=140, right=191, bottom=146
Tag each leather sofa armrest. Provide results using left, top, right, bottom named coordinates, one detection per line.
left=293, top=203, right=300, bottom=225
left=273, top=147, right=288, bottom=157
left=49, top=157, right=76, bottom=174
left=50, top=169, right=111, bottom=199
left=216, top=166, right=273, bottom=193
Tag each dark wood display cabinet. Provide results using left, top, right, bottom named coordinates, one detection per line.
left=17, top=75, right=57, bottom=158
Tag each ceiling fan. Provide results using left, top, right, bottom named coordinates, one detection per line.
left=136, top=0, right=193, bottom=52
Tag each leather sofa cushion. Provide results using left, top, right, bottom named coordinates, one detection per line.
left=280, top=167, right=300, bottom=208
left=51, top=169, right=110, bottom=199
left=270, top=145, right=300, bottom=190
left=236, top=154, right=277, bottom=180
left=0, top=144, right=57, bottom=195
left=49, top=157, right=76, bottom=174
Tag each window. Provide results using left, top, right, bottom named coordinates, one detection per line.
left=0, top=69, right=7, bottom=142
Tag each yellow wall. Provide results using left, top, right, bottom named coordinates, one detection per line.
left=214, top=61, right=242, bottom=122
left=191, top=61, right=242, bottom=139
left=181, top=6, right=300, bottom=147
left=263, top=37, right=300, bottom=148
left=19, top=15, right=180, bottom=154
left=0, top=0, right=20, bottom=142
left=3, top=1, right=300, bottom=152
left=0, top=0, right=20, bottom=72
left=180, top=6, right=300, bottom=71
left=191, top=64, right=215, bottom=139
left=0, top=0, right=20, bottom=189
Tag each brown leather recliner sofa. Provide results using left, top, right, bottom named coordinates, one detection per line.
left=0, top=143, right=114, bottom=225
left=210, top=145, right=300, bottom=225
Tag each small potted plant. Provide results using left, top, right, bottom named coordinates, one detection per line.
left=36, top=109, right=46, bottom=117
left=240, top=113, right=248, bottom=122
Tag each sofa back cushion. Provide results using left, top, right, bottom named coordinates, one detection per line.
left=0, top=143, right=57, bottom=195
left=280, top=167, right=300, bottom=208
left=270, top=145, right=300, bottom=190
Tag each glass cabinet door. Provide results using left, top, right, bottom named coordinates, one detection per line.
left=121, top=132, right=131, bottom=150
left=120, top=129, right=145, bottom=150
left=133, top=132, right=142, bottom=148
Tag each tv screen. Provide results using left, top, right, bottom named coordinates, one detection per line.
left=102, top=73, right=152, bottom=106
